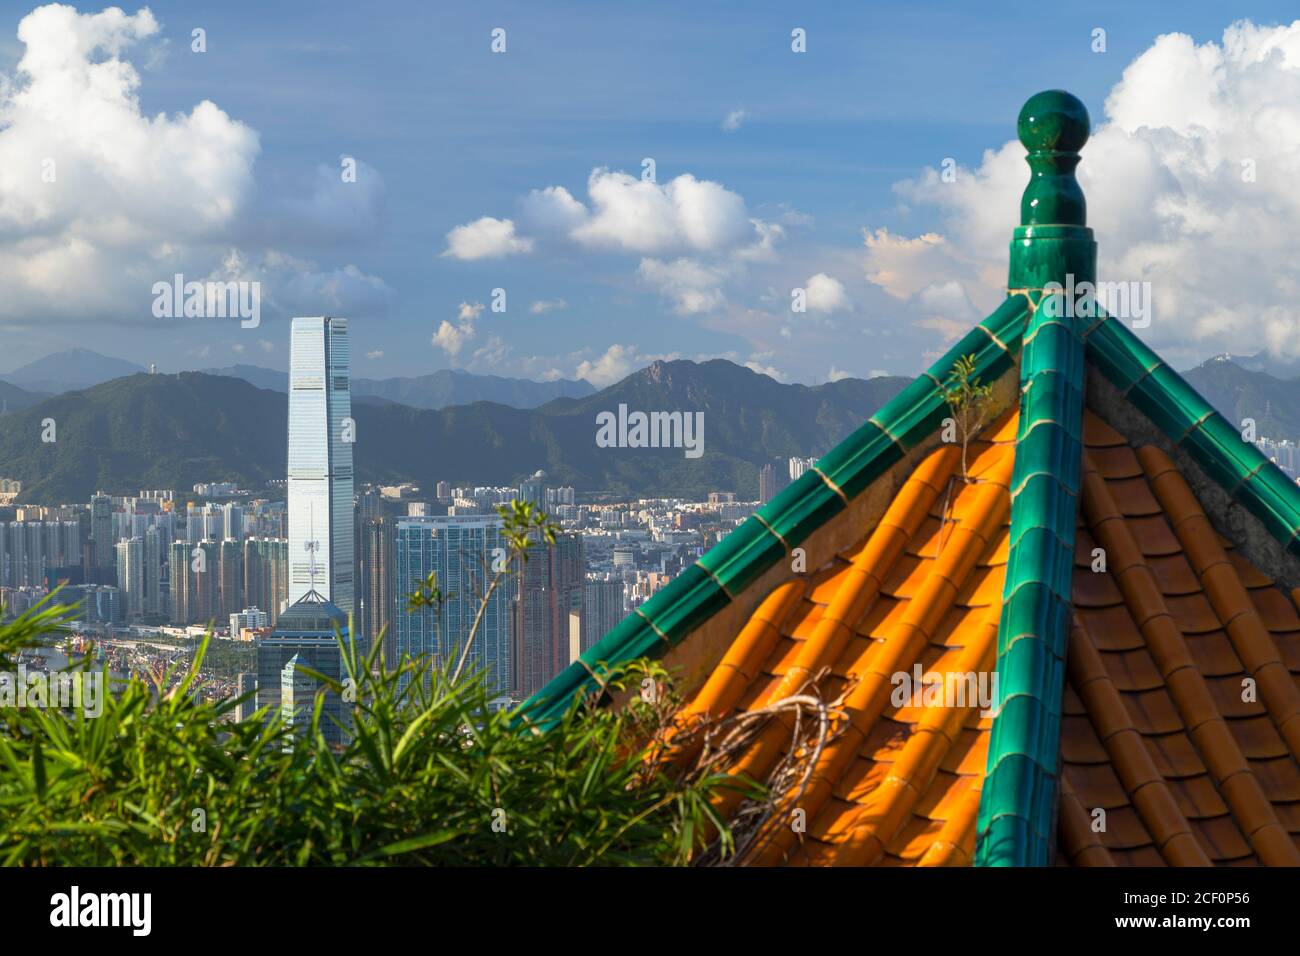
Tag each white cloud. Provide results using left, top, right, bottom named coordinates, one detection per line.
left=744, top=360, right=787, bottom=381
left=366, top=349, right=384, bottom=360
left=0, top=4, right=388, bottom=326
left=572, top=170, right=753, bottom=254
left=446, top=166, right=780, bottom=316
left=441, top=217, right=533, bottom=260
left=258, top=339, right=275, bottom=353
left=575, top=343, right=638, bottom=386
left=637, top=257, right=728, bottom=314
left=803, top=273, right=850, bottom=313
left=433, top=301, right=483, bottom=357
left=868, top=20, right=1300, bottom=363
left=231, top=343, right=245, bottom=354
left=722, top=109, right=748, bottom=132
left=519, top=185, right=588, bottom=235
left=528, top=298, right=568, bottom=314
left=826, top=367, right=852, bottom=382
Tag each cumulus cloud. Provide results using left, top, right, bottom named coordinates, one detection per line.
left=445, top=165, right=781, bottom=316
left=575, top=343, right=639, bottom=387
left=519, top=185, right=588, bottom=236
left=867, top=20, right=1300, bottom=363
left=826, top=366, right=852, bottom=382
left=802, top=273, right=850, bottom=313
left=722, top=109, right=748, bottom=132
left=0, top=4, right=388, bottom=325
left=433, top=301, right=483, bottom=357
left=441, top=217, right=533, bottom=260
left=365, top=349, right=384, bottom=359
left=571, top=170, right=753, bottom=254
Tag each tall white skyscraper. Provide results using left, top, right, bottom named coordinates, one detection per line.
left=287, top=316, right=354, bottom=615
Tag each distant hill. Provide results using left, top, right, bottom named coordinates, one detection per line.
left=1182, top=356, right=1300, bottom=440
left=0, top=379, right=48, bottom=412
left=1, top=348, right=146, bottom=393
left=0, top=361, right=911, bottom=503
left=201, top=364, right=597, bottom=410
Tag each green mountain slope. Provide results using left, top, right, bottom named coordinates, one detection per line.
left=0, top=362, right=911, bottom=504
left=1182, top=357, right=1300, bottom=440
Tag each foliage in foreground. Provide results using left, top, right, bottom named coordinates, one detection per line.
left=0, top=598, right=742, bottom=866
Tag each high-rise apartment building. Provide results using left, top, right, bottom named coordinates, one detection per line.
left=287, top=316, right=354, bottom=616
left=217, top=539, right=243, bottom=619
left=142, top=526, right=165, bottom=617
left=244, top=537, right=289, bottom=625
left=758, top=463, right=790, bottom=504
left=168, top=541, right=191, bottom=625
left=582, top=575, right=626, bottom=652
left=221, top=502, right=244, bottom=541
left=187, top=541, right=220, bottom=624
left=356, top=515, right=393, bottom=663
left=519, top=470, right=546, bottom=506
left=512, top=532, right=585, bottom=699
left=90, top=493, right=114, bottom=569
left=393, top=515, right=509, bottom=697
left=115, top=537, right=144, bottom=620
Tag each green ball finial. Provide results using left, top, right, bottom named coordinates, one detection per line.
left=1016, top=90, right=1090, bottom=228
left=1017, top=90, right=1090, bottom=153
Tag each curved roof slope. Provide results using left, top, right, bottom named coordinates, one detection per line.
left=522, top=90, right=1300, bottom=866
left=1062, top=416, right=1300, bottom=866
left=677, top=413, right=1018, bottom=866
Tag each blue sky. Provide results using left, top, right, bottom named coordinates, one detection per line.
left=3, top=1, right=1300, bottom=384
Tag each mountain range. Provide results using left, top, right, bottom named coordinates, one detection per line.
left=4, top=348, right=1297, bottom=506
left=199, top=364, right=596, bottom=409
left=0, top=349, right=595, bottom=411
left=1181, top=355, right=1300, bottom=440
left=0, top=361, right=911, bottom=504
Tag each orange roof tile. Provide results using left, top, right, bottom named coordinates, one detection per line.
left=661, top=409, right=1300, bottom=866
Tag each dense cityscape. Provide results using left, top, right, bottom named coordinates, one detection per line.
left=0, top=317, right=825, bottom=725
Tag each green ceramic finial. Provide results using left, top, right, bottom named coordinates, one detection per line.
left=1017, top=90, right=1090, bottom=227
left=1006, top=90, right=1095, bottom=291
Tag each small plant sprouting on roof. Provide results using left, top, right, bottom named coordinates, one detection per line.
left=933, top=354, right=996, bottom=558
left=940, top=353, right=996, bottom=483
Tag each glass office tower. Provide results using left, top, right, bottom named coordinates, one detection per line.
left=393, top=515, right=510, bottom=700
left=287, top=316, right=355, bottom=617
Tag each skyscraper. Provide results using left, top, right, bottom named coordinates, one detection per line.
left=116, top=537, right=144, bottom=620
left=356, top=515, right=393, bottom=663
left=256, top=591, right=347, bottom=747
left=218, top=538, right=243, bottom=619
left=244, top=537, right=289, bottom=625
left=393, top=515, right=509, bottom=697
left=512, top=532, right=585, bottom=700
left=90, top=493, right=113, bottom=569
left=287, top=316, right=354, bottom=617
left=583, top=575, right=626, bottom=652
left=168, top=541, right=190, bottom=625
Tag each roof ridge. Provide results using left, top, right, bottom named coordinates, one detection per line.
left=975, top=91, right=1094, bottom=867
left=520, top=294, right=1031, bottom=729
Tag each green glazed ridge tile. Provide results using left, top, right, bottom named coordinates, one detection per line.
left=1244, top=463, right=1300, bottom=523
left=758, top=470, right=847, bottom=545
left=696, top=517, right=787, bottom=597
left=634, top=563, right=729, bottom=644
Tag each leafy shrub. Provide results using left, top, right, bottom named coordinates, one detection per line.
left=0, top=597, right=740, bottom=866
